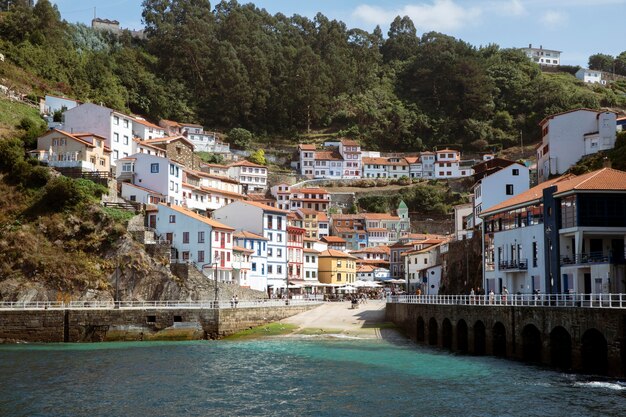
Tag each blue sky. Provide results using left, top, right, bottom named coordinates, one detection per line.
left=52, top=0, right=626, bottom=66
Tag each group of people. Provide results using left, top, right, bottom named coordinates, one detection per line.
left=469, top=286, right=510, bottom=304
left=230, top=295, right=239, bottom=308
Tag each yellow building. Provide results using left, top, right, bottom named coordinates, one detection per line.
left=318, top=249, right=357, bottom=285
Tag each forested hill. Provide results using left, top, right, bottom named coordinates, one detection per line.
left=1, top=0, right=626, bottom=152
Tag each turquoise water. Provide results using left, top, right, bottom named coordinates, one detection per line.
left=1, top=337, right=625, bottom=417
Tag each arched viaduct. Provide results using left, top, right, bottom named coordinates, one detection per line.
left=386, top=303, right=626, bottom=377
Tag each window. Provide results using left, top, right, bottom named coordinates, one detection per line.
left=337, top=273, right=342, bottom=281
left=114, top=133, right=119, bottom=142
left=512, top=169, right=519, bottom=176
left=268, top=232, right=273, bottom=241
left=198, top=231, right=205, bottom=243
left=227, top=252, right=230, bottom=262
left=277, top=265, right=282, bottom=274
left=182, top=251, right=189, bottom=261
left=183, top=232, right=189, bottom=243
left=277, top=234, right=282, bottom=242
left=506, top=184, right=514, bottom=195
left=277, top=249, right=282, bottom=257
left=198, top=251, right=205, bottom=262
left=151, top=163, right=159, bottom=173
left=170, top=181, right=174, bottom=191
left=114, top=116, right=119, bottom=125
left=169, top=215, right=176, bottom=223
left=268, top=265, right=273, bottom=274
left=123, top=119, right=129, bottom=128
left=215, top=232, right=219, bottom=241
left=252, top=262, right=257, bottom=271
left=268, top=248, right=273, bottom=257
left=123, top=136, right=129, bottom=145
left=267, top=215, right=273, bottom=229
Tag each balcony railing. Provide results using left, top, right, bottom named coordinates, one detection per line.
left=388, top=294, right=626, bottom=308
left=560, top=252, right=624, bottom=265
left=498, top=258, right=528, bottom=270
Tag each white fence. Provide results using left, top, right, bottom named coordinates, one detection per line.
left=387, top=293, right=626, bottom=309
left=0, top=299, right=322, bottom=311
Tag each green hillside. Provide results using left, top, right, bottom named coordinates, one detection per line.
left=1, top=0, right=625, bottom=153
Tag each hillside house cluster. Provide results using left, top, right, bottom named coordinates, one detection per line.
left=297, top=142, right=474, bottom=180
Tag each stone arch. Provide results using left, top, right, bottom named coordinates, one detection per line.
left=549, top=326, right=572, bottom=370
left=416, top=316, right=425, bottom=342
left=442, top=318, right=453, bottom=349
left=581, top=328, right=608, bottom=375
left=428, top=317, right=438, bottom=346
left=492, top=322, right=507, bottom=357
left=522, top=323, right=542, bottom=363
left=457, top=319, right=468, bottom=352
left=474, top=320, right=486, bottom=355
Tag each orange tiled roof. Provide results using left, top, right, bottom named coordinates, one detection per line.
left=234, top=230, right=268, bottom=241
left=553, top=168, right=626, bottom=195
left=319, top=249, right=357, bottom=259
left=340, top=139, right=360, bottom=146
left=239, top=200, right=289, bottom=214
left=351, top=246, right=391, bottom=255
left=232, top=245, right=254, bottom=253
left=159, top=203, right=234, bottom=230
left=299, top=144, right=316, bottom=150
left=228, top=160, right=266, bottom=168
left=132, top=117, right=163, bottom=130
left=322, top=236, right=346, bottom=243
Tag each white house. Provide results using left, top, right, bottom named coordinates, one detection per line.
left=338, top=139, right=362, bottom=179
left=575, top=68, right=606, bottom=85
left=404, top=242, right=446, bottom=295
left=213, top=201, right=289, bottom=295
left=406, top=156, right=422, bottom=178
left=227, top=160, right=268, bottom=193
left=434, top=149, right=473, bottom=179
left=234, top=230, right=269, bottom=292
left=421, top=152, right=436, bottom=178
left=520, top=44, right=561, bottom=66
left=232, top=245, right=253, bottom=288
left=132, top=118, right=166, bottom=140
left=133, top=139, right=167, bottom=158
left=182, top=169, right=244, bottom=212
left=472, top=160, right=530, bottom=226
left=63, top=103, right=134, bottom=167
left=536, top=109, right=617, bottom=182
left=41, top=94, right=80, bottom=116
left=154, top=203, right=235, bottom=283
left=117, top=153, right=183, bottom=206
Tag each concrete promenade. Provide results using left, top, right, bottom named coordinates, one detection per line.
left=281, top=300, right=401, bottom=339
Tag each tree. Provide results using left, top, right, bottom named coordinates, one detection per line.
left=588, top=53, right=614, bottom=73
left=248, top=149, right=266, bottom=165
left=382, top=15, right=419, bottom=62
left=227, top=128, right=253, bottom=149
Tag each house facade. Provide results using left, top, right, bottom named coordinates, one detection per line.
left=318, top=249, right=357, bottom=285
left=30, top=129, right=110, bottom=173
left=154, top=203, right=234, bottom=282
left=227, top=160, right=268, bottom=193
left=233, top=231, right=268, bottom=292
left=63, top=103, right=134, bottom=167
left=117, top=153, right=183, bottom=206
left=537, top=109, right=617, bottom=182
left=480, top=168, right=626, bottom=296
left=213, top=201, right=289, bottom=295
left=520, top=44, right=561, bottom=66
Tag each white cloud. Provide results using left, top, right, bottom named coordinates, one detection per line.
left=492, top=0, right=527, bottom=16
left=540, top=10, right=567, bottom=27
left=352, top=0, right=482, bottom=32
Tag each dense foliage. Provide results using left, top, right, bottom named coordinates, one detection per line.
left=1, top=0, right=625, bottom=152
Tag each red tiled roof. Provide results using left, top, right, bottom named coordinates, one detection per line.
left=228, top=160, right=266, bottom=168
left=122, top=182, right=165, bottom=196
left=143, top=135, right=195, bottom=148
left=200, top=186, right=245, bottom=199
left=553, top=168, right=626, bottom=195
left=314, top=150, right=342, bottom=161
left=340, top=139, right=360, bottom=146
left=351, top=246, right=391, bottom=255
left=299, top=144, right=316, bottom=150
left=132, top=117, right=163, bottom=130
left=232, top=245, right=254, bottom=253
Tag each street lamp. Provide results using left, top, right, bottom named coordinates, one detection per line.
left=545, top=225, right=553, bottom=295
left=214, top=254, right=221, bottom=303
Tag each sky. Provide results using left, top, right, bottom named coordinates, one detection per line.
left=51, top=0, right=626, bottom=66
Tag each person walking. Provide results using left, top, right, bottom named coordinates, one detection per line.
left=502, top=286, right=509, bottom=304
left=230, top=296, right=235, bottom=308
left=470, top=287, right=475, bottom=304
left=234, top=295, right=239, bottom=308
left=489, top=289, right=495, bottom=305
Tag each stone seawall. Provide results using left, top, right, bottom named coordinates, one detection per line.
left=0, top=304, right=318, bottom=343
left=387, top=303, right=626, bottom=377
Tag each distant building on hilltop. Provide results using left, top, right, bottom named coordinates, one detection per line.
left=520, top=44, right=561, bottom=67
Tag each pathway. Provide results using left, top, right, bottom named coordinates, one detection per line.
left=280, top=300, right=402, bottom=339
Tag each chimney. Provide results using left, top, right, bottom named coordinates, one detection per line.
left=602, top=157, right=612, bottom=169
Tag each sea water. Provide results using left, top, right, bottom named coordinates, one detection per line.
left=0, top=337, right=625, bottom=417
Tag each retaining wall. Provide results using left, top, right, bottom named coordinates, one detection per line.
left=0, top=304, right=317, bottom=343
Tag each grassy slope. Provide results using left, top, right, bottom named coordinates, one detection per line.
left=0, top=96, right=40, bottom=138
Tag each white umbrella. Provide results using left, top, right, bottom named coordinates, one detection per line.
left=338, top=285, right=357, bottom=292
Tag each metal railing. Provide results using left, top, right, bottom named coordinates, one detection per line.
left=0, top=299, right=322, bottom=311
left=498, top=258, right=528, bottom=270
left=387, top=293, right=626, bottom=308
left=559, top=252, right=622, bottom=265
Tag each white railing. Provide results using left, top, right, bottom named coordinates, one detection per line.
left=0, top=299, right=322, bottom=311
left=387, top=293, right=626, bottom=309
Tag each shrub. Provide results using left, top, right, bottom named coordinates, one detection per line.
left=397, top=176, right=411, bottom=186
left=39, top=176, right=85, bottom=211
left=248, top=149, right=266, bottom=165
left=0, top=137, right=25, bottom=171
left=74, top=178, right=108, bottom=201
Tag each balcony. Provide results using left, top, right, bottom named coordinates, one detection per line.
left=560, top=252, right=624, bottom=265
left=498, top=258, right=528, bottom=271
